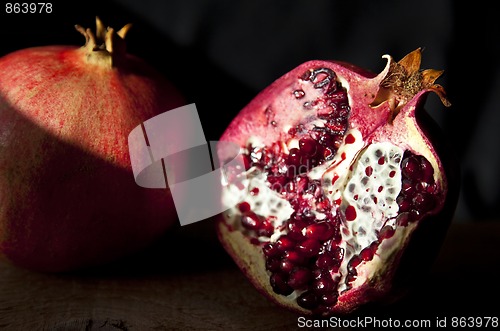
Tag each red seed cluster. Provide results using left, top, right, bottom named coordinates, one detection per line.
left=288, top=68, right=351, bottom=165
left=396, top=152, right=439, bottom=225
left=244, top=142, right=349, bottom=313
left=262, top=222, right=344, bottom=313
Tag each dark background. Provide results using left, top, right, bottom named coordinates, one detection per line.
left=0, top=1, right=499, bottom=219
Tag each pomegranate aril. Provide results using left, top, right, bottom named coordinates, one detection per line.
left=295, top=175, right=309, bottom=193
left=419, top=157, right=433, bottom=181
left=316, top=131, right=333, bottom=146
left=312, top=277, right=337, bottom=294
left=287, top=230, right=305, bottom=242
left=426, top=183, right=438, bottom=194
left=263, top=243, right=280, bottom=258
left=305, top=222, right=334, bottom=241
left=238, top=202, right=251, bottom=213
left=298, top=138, right=317, bottom=156
left=361, top=241, right=379, bottom=261
left=284, top=251, right=308, bottom=265
left=328, top=246, right=344, bottom=261
left=288, top=268, right=312, bottom=289
left=360, top=247, right=374, bottom=261
left=287, top=220, right=307, bottom=241
left=241, top=213, right=261, bottom=230
left=257, top=219, right=274, bottom=237
left=268, top=175, right=287, bottom=192
left=279, top=259, right=295, bottom=273
left=297, top=239, right=321, bottom=257
left=347, top=256, right=361, bottom=275
left=315, top=254, right=332, bottom=270
left=297, top=291, right=319, bottom=310
left=346, top=273, right=357, bottom=284
left=320, top=293, right=339, bottom=305
left=315, top=197, right=331, bottom=212
left=276, top=236, right=295, bottom=251
left=402, top=179, right=415, bottom=195
left=412, top=192, right=436, bottom=212
left=397, top=195, right=411, bottom=212
left=265, top=258, right=281, bottom=272
left=331, top=108, right=350, bottom=124
left=287, top=148, right=301, bottom=166
left=401, top=155, right=421, bottom=179
left=379, top=225, right=395, bottom=240
left=315, top=252, right=341, bottom=271
left=270, top=273, right=293, bottom=296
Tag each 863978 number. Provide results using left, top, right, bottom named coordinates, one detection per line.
left=451, top=316, right=498, bottom=328
left=5, top=3, right=52, bottom=14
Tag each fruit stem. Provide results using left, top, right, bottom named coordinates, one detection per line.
left=75, top=16, right=132, bottom=67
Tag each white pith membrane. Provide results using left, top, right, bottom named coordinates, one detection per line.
left=221, top=121, right=409, bottom=295
left=336, top=141, right=403, bottom=291
left=222, top=160, right=294, bottom=243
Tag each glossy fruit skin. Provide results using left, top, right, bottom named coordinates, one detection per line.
left=0, top=40, right=184, bottom=272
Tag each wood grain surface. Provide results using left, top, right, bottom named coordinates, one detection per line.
left=1, top=220, right=499, bottom=330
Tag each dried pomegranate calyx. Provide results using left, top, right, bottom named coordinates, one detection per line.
left=75, top=16, right=131, bottom=67
left=372, top=48, right=451, bottom=116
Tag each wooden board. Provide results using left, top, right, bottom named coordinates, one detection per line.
left=1, top=220, right=499, bottom=330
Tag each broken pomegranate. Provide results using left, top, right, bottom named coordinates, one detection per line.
left=216, top=49, right=459, bottom=315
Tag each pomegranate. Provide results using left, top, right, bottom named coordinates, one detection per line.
left=0, top=18, right=184, bottom=272
left=216, top=49, right=459, bottom=315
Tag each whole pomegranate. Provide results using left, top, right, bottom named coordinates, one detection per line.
left=217, top=49, right=459, bottom=315
left=0, top=18, right=184, bottom=272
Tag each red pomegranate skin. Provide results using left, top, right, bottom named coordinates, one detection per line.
left=0, top=20, right=184, bottom=272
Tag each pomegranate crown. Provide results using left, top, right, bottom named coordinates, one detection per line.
left=75, top=16, right=132, bottom=67
left=373, top=48, right=451, bottom=119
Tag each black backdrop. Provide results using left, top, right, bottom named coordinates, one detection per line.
left=1, top=0, right=499, bottom=222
